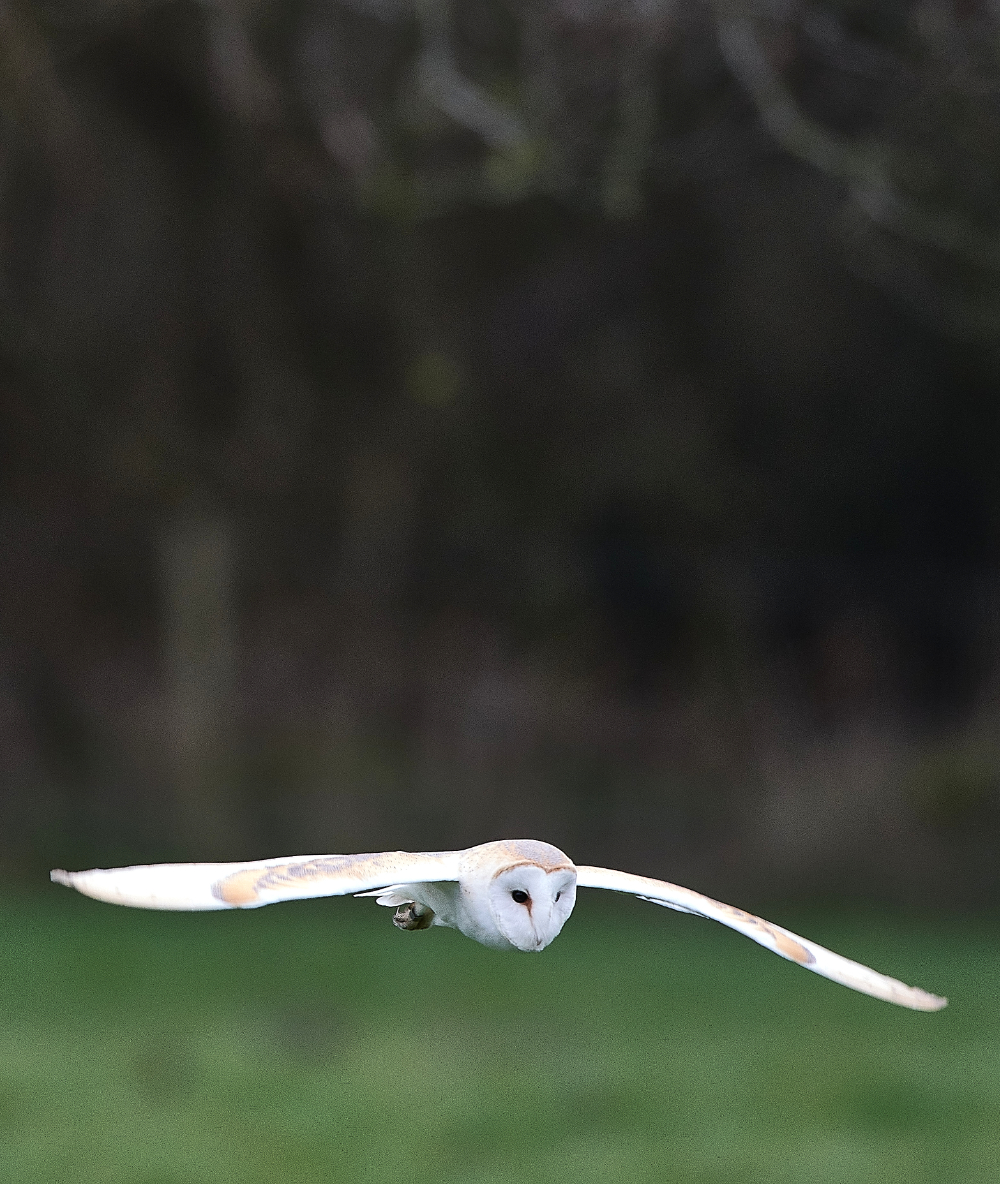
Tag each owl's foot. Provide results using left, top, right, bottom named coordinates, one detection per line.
left=393, top=901, right=434, bottom=931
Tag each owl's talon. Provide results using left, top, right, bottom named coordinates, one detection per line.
left=393, top=901, right=434, bottom=930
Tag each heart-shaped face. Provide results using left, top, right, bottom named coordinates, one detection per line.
left=487, top=863, right=578, bottom=951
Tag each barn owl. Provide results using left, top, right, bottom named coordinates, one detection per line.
left=51, top=839, right=946, bottom=1011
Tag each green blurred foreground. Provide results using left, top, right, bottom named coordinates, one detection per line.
left=2, top=892, right=996, bottom=1183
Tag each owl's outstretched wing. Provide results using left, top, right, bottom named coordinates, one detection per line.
left=51, top=850, right=462, bottom=911
left=575, top=865, right=946, bottom=1011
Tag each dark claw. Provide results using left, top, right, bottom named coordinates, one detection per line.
left=393, top=902, right=434, bottom=930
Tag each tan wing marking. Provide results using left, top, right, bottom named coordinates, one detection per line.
left=212, top=851, right=457, bottom=906
left=216, top=869, right=266, bottom=906
left=711, top=901, right=815, bottom=965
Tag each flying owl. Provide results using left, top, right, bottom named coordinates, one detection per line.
left=51, top=839, right=945, bottom=1011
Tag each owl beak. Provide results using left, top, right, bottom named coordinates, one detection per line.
left=528, top=904, right=552, bottom=950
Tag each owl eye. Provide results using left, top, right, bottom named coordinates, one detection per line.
left=555, top=892, right=561, bottom=901
left=511, top=890, right=529, bottom=904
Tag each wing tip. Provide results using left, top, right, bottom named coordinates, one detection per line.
left=911, top=989, right=948, bottom=1012
left=50, top=868, right=75, bottom=888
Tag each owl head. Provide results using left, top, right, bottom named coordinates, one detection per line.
left=487, top=855, right=577, bottom=951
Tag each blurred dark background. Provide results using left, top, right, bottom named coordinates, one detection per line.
left=3, top=0, right=999, bottom=903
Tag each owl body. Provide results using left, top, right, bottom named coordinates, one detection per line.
left=368, top=840, right=578, bottom=951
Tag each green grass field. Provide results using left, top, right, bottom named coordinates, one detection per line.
left=1, top=890, right=995, bottom=1183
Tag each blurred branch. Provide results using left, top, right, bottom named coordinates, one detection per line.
left=798, top=6, right=898, bottom=81
left=714, top=10, right=852, bottom=177
left=712, top=1, right=1000, bottom=272
left=414, top=0, right=526, bottom=151
left=203, top=2, right=281, bottom=127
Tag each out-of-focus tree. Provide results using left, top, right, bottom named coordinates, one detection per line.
left=2, top=0, right=1000, bottom=888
